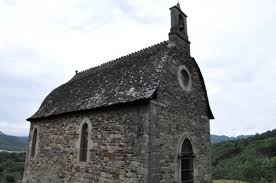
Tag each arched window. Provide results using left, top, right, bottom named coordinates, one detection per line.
left=79, top=123, right=88, bottom=162
left=181, top=139, right=194, bottom=183
left=31, top=128, right=37, bottom=157
left=179, top=14, right=184, bottom=31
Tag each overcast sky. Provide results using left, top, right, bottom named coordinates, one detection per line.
left=0, top=0, right=275, bottom=136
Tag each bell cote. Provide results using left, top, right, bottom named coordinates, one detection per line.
left=169, top=3, right=190, bottom=50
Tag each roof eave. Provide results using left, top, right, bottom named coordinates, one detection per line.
left=26, top=91, right=158, bottom=122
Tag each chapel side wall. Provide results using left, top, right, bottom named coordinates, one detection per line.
left=23, top=103, right=150, bottom=183
left=149, top=50, right=212, bottom=183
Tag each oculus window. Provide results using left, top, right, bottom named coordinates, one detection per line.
left=178, top=65, right=192, bottom=91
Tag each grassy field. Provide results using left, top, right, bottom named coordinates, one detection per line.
left=214, top=180, right=248, bottom=183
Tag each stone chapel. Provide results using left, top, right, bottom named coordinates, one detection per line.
left=23, top=3, right=214, bottom=183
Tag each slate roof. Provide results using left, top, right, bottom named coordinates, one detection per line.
left=28, top=41, right=169, bottom=120
left=28, top=40, right=215, bottom=120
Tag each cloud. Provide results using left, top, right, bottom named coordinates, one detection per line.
left=0, top=0, right=275, bottom=136
left=184, top=0, right=276, bottom=136
left=0, top=120, right=29, bottom=136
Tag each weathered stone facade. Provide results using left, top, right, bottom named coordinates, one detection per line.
left=24, top=104, right=151, bottom=183
left=149, top=47, right=212, bottom=183
left=23, top=3, right=213, bottom=183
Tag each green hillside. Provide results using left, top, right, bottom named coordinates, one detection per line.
left=0, top=151, right=25, bottom=183
left=0, top=132, right=28, bottom=151
left=212, top=129, right=276, bottom=183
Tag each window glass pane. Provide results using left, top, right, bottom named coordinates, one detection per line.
left=79, top=123, right=88, bottom=162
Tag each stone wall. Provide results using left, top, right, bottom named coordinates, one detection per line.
left=23, top=103, right=150, bottom=183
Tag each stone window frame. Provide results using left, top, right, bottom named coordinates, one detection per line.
left=175, top=133, right=196, bottom=183
left=77, top=117, right=93, bottom=164
left=178, top=65, right=192, bottom=91
left=29, top=125, right=39, bottom=159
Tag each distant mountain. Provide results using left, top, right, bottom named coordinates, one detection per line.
left=0, top=131, right=28, bottom=151
left=210, top=134, right=252, bottom=143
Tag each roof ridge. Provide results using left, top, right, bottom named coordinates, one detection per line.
left=76, top=40, right=168, bottom=76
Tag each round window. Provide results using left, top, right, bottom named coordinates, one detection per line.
left=178, top=65, right=192, bottom=91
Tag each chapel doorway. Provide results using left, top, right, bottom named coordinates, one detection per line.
left=181, top=139, right=194, bottom=183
